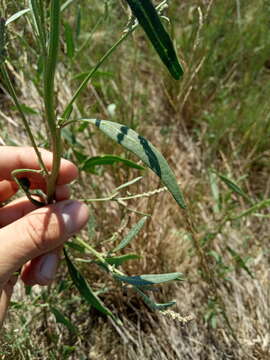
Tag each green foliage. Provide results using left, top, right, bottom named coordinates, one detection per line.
left=124, top=0, right=183, bottom=79
left=81, top=154, right=145, bottom=174
left=84, top=119, right=186, bottom=209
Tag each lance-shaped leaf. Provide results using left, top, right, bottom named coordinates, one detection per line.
left=114, top=272, right=184, bottom=287
left=215, top=171, right=251, bottom=203
left=95, top=254, right=140, bottom=268
left=124, top=0, right=183, bottom=79
left=50, top=306, right=78, bottom=334
left=135, top=287, right=176, bottom=310
left=64, top=248, right=121, bottom=324
left=6, top=8, right=30, bottom=25
left=82, top=154, right=145, bottom=174
left=84, top=119, right=186, bottom=209
left=113, top=216, right=147, bottom=253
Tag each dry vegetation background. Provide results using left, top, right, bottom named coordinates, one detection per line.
left=1, top=0, right=270, bottom=359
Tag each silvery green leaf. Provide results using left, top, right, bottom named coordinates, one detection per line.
left=114, top=272, right=184, bottom=287
left=6, top=9, right=30, bottom=25
left=83, top=119, right=186, bottom=209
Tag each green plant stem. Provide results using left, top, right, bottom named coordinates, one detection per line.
left=43, top=0, right=61, bottom=203
left=0, top=63, right=48, bottom=175
left=75, top=237, right=123, bottom=276
left=62, top=25, right=137, bottom=120
left=61, top=0, right=168, bottom=121
left=30, top=0, right=47, bottom=58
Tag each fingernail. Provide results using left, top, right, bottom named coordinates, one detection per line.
left=61, top=200, right=89, bottom=235
left=39, top=253, right=58, bottom=283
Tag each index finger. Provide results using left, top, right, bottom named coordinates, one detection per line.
left=0, top=146, right=78, bottom=185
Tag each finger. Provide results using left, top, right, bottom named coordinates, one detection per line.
left=0, top=200, right=89, bottom=288
left=0, top=180, right=18, bottom=202
left=0, top=185, right=71, bottom=227
left=0, top=146, right=78, bottom=185
left=21, top=247, right=62, bottom=286
left=0, top=276, right=17, bottom=328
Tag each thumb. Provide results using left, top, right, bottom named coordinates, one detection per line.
left=0, top=200, right=89, bottom=287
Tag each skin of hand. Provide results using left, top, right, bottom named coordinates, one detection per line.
left=0, top=146, right=89, bottom=328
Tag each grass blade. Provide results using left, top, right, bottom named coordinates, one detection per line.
left=232, top=199, right=270, bottom=220
left=84, top=119, right=186, bottom=209
left=124, top=0, right=183, bottom=79
left=64, top=248, right=121, bottom=324
left=6, top=9, right=30, bottom=25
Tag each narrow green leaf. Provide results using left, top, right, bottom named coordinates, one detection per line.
left=232, top=199, right=270, bottom=220
left=104, top=254, right=140, bottom=266
left=6, top=9, right=30, bottom=25
left=82, top=154, right=145, bottom=174
left=226, top=246, right=254, bottom=278
left=114, top=272, right=184, bottom=287
left=114, top=176, right=143, bottom=191
left=61, top=0, right=75, bottom=12
left=135, top=287, right=176, bottom=310
left=0, top=18, right=7, bottom=65
left=215, top=172, right=250, bottom=202
left=64, top=22, right=75, bottom=58
left=124, top=0, right=183, bottom=79
left=113, top=216, right=147, bottom=252
left=84, top=119, right=186, bottom=209
left=50, top=306, right=78, bottom=334
left=64, top=248, right=120, bottom=324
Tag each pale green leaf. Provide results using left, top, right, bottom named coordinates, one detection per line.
left=6, top=9, right=30, bottom=25
left=83, top=119, right=186, bottom=209
left=114, top=272, right=184, bottom=287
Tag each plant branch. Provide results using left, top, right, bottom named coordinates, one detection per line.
left=43, top=0, right=61, bottom=203
left=0, top=64, right=48, bottom=175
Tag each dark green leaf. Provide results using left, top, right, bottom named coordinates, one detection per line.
left=64, top=22, right=75, bottom=58
left=0, top=18, right=7, bottom=65
left=113, top=216, right=147, bottom=252
left=73, top=149, right=88, bottom=164
left=64, top=248, right=121, bottom=324
left=84, top=119, right=186, bottom=209
left=114, top=272, right=184, bottom=287
left=124, top=0, right=183, bottom=79
left=226, top=246, right=254, bottom=278
left=50, top=306, right=78, bottom=334
left=82, top=154, right=145, bottom=174
left=135, top=287, right=176, bottom=310
left=215, top=172, right=250, bottom=202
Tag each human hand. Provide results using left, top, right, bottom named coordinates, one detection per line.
left=0, top=147, right=89, bottom=328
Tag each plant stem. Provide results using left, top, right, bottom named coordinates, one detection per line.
left=62, top=25, right=137, bottom=119
left=43, top=0, right=61, bottom=203
left=0, top=64, right=48, bottom=175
